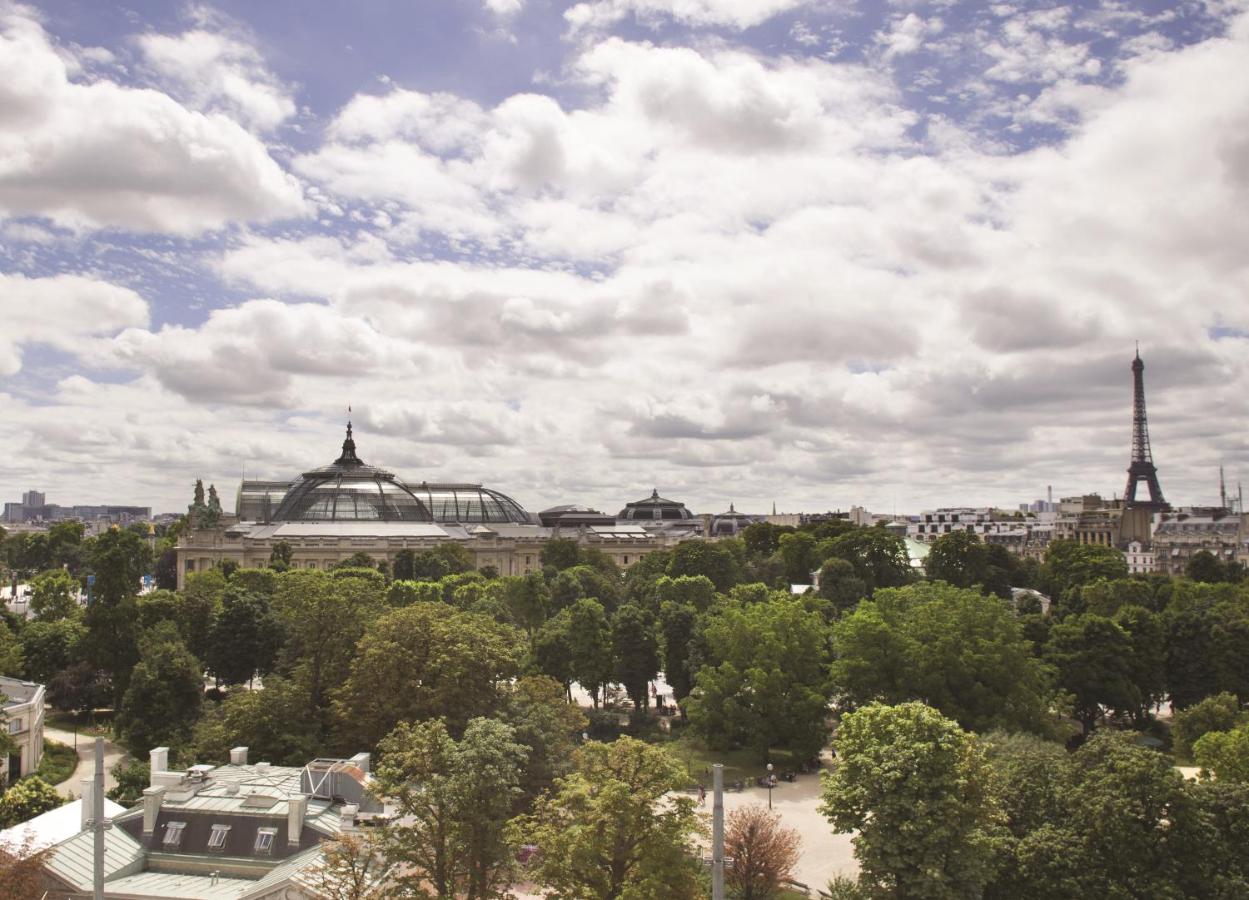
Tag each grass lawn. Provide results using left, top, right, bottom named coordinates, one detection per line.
left=36, top=739, right=79, bottom=786
left=46, top=710, right=114, bottom=737
left=653, top=730, right=808, bottom=787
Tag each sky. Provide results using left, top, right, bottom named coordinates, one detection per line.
left=1, top=0, right=1247, bottom=518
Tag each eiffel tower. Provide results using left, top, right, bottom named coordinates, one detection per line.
left=1123, top=347, right=1169, bottom=511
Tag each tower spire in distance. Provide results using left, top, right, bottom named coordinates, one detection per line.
left=1123, top=348, right=1169, bottom=511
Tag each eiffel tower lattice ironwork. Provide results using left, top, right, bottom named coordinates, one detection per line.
left=1123, top=348, right=1169, bottom=511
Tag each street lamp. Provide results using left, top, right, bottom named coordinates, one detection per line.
left=766, top=763, right=774, bottom=809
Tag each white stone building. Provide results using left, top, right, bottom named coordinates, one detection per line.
left=1, top=676, right=45, bottom=784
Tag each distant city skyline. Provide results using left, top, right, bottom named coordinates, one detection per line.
left=2, top=1, right=1247, bottom=515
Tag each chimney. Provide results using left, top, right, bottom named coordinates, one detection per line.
left=150, top=747, right=169, bottom=785
left=288, top=795, right=308, bottom=846
left=142, top=786, right=165, bottom=835
left=80, top=778, right=94, bottom=829
left=341, top=804, right=358, bottom=831
left=230, top=747, right=249, bottom=766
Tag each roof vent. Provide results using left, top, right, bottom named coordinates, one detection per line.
left=225, top=783, right=240, bottom=796
left=256, top=762, right=271, bottom=773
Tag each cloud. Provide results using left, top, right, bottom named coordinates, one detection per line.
left=0, top=271, right=149, bottom=375
left=136, top=21, right=296, bottom=132
left=564, top=0, right=810, bottom=33
left=0, top=5, right=305, bottom=234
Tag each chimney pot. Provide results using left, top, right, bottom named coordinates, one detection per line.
left=80, top=778, right=94, bottom=830
left=341, top=803, right=358, bottom=830
left=149, top=747, right=170, bottom=786
left=142, top=786, right=165, bottom=835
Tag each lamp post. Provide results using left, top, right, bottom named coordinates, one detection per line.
left=766, top=762, right=774, bottom=809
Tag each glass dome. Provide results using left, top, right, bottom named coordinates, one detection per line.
left=618, top=489, right=695, bottom=521
left=404, top=483, right=534, bottom=525
left=271, top=425, right=434, bottom=523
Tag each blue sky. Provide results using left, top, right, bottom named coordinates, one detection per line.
left=1, top=0, right=1247, bottom=515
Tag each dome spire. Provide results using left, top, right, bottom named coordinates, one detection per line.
left=336, top=416, right=362, bottom=466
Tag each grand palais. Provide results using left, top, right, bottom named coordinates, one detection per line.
left=174, top=425, right=742, bottom=587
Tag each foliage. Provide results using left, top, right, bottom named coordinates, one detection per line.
left=565, top=598, right=614, bottom=707
left=817, top=557, right=867, bottom=617
left=724, top=803, right=802, bottom=900
left=376, top=717, right=528, bottom=899
left=180, top=569, right=228, bottom=662
left=540, top=538, right=582, bottom=572
left=206, top=587, right=283, bottom=685
left=0, top=620, right=22, bottom=676
left=777, top=531, right=819, bottom=584
left=833, top=582, right=1050, bottom=734
left=29, top=569, right=81, bottom=621
left=314, top=832, right=392, bottom=900
left=1187, top=549, right=1234, bottom=584
left=0, top=836, right=51, bottom=900
left=659, top=601, right=699, bottom=706
left=1044, top=613, right=1137, bottom=734
left=0, top=776, right=62, bottom=828
left=333, top=603, right=523, bottom=747
left=504, top=573, right=551, bottom=641
left=687, top=596, right=831, bottom=759
left=1194, top=723, right=1249, bottom=782
left=107, top=758, right=150, bottom=805
left=190, top=676, right=321, bottom=767
left=508, top=737, right=704, bottom=900
left=668, top=540, right=741, bottom=592
left=114, top=625, right=204, bottom=755
left=654, top=574, right=717, bottom=614
left=386, top=579, right=443, bottom=607
left=820, top=529, right=911, bottom=594
left=35, top=739, right=78, bottom=787
left=611, top=603, right=660, bottom=714
left=820, top=702, right=1001, bottom=899
left=1173, top=692, right=1242, bottom=759
left=1038, top=540, right=1128, bottom=611
left=87, top=527, right=151, bottom=606
left=499, top=676, right=587, bottom=806
left=46, top=662, right=111, bottom=716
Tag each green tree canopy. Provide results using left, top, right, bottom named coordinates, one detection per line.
left=610, top=603, right=660, bottom=714
left=29, top=569, right=81, bottom=621
left=820, top=702, right=1001, bottom=899
left=190, top=676, right=320, bottom=767
left=19, top=617, right=85, bottom=684
left=0, top=777, right=62, bottom=829
left=508, top=737, right=703, bottom=900
left=821, top=528, right=911, bottom=594
left=686, top=596, right=832, bottom=759
left=333, top=603, right=523, bottom=747
left=115, top=624, right=204, bottom=755
left=1045, top=613, right=1139, bottom=734
left=205, top=587, right=283, bottom=686
left=1173, top=692, right=1243, bottom=759
left=667, top=540, right=741, bottom=592
left=833, top=582, right=1050, bottom=734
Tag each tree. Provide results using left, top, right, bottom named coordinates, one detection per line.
left=333, top=604, right=523, bottom=747
left=315, top=832, right=391, bottom=900
left=87, top=527, right=150, bottom=605
left=0, top=777, right=62, bottom=828
left=822, top=529, right=911, bottom=593
left=206, top=588, right=283, bottom=686
left=667, top=540, right=741, bottom=592
left=777, top=531, right=818, bottom=584
left=540, top=538, right=581, bottom=572
left=1187, top=550, right=1228, bottom=584
left=817, top=557, right=867, bottom=617
left=659, top=601, right=698, bottom=708
left=19, top=618, right=85, bottom=684
left=269, top=541, right=294, bottom=570
left=190, top=676, right=320, bottom=767
left=565, top=598, right=614, bottom=708
left=833, top=582, right=1050, bottom=734
left=611, top=603, right=659, bottom=715
left=653, top=575, right=717, bottom=614
left=820, top=702, right=1001, bottom=899
left=1173, top=692, right=1242, bottom=759
left=1112, top=604, right=1167, bottom=724
left=153, top=549, right=178, bottom=589
left=375, top=717, right=528, bottom=899
left=0, top=621, right=23, bottom=677
left=114, top=625, right=204, bottom=755
left=509, top=737, right=703, bottom=899
left=504, top=573, right=550, bottom=643
left=180, top=570, right=228, bottom=662
left=0, top=836, right=51, bottom=900
left=925, top=531, right=989, bottom=591
left=107, top=758, right=150, bottom=805
left=47, top=662, right=111, bottom=717
left=29, top=569, right=80, bottom=621
left=1037, top=541, right=1128, bottom=610
left=724, top=804, right=801, bottom=900
left=500, top=676, right=587, bottom=806
left=1044, top=613, right=1137, bottom=734
left=687, top=597, right=831, bottom=760
left=1194, top=723, right=1249, bottom=782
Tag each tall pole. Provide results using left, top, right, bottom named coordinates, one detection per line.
left=711, top=763, right=725, bottom=900
left=93, top=737, right=105, bottom=900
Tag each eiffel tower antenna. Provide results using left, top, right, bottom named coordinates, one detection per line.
left=1123, top=347, right=1169, bottom=511
left=1220, top=465, right=1228, bottom=510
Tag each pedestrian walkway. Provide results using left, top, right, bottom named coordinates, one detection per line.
left=43, top=726, right=126, bottom=799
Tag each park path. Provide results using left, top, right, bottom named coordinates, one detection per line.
left=43, top=726, right=126, bottom=798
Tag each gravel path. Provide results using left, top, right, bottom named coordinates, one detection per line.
left=43, top=726, right=126, bottom=798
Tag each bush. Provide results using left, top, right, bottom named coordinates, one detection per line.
left=1173, top=692, right=1242, bottom=759
left=35, top=740, right=77, bottom=787
left=0, top=777, right=61, bottom=828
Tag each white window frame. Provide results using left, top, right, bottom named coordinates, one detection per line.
left=163, top=821, right=187, bottom=849
left=254, top=827, right=278, bottom=855
left=208, top=824, right=231, bottom=851
left=8, top=718, right=22, bottom=734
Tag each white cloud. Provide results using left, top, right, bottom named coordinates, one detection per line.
left=564, top=0, right=810, bottom=34
left=136, top=26, right=296, bottom=131
left=0, top=5, right=305, bottom=234
left=0, top=272, right=149, bottom=375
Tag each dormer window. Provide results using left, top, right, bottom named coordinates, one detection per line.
left=255, top=827, right=278, bottom=856
left=208, top=824, right=231, bottom=852
left=162, top=821, right=187, bottom=849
